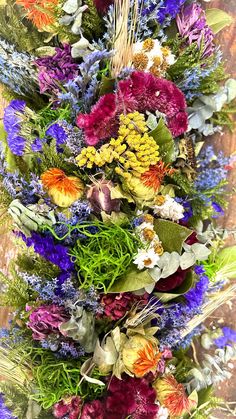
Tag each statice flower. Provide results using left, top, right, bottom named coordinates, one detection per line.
left=3, top=99, right=41, bottom=157
left=35, top=44, right=78, bottom=95
left=158, top=0, right=187, bottom=24
left=214, top=327, right=236, bottom=348
left=28, top=304, right=69, bottom=340
left=176, top=3, right=215, bottom=58
left=0, top=394, right=16, bottom=419
left=0, top=38, right=38, bottom=96
left=195, top=146, right=230, bottom=191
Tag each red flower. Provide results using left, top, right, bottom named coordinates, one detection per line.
left=93, top=0, right=114, bottom=14
left=100, top=292, right=149, bottom=321
left=76, top=72, right=188, bottom=145
left=155, top=268, right=189, bottom=292
left=104, top=375, right=159, bottom=419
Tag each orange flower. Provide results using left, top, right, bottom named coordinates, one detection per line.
left=153, top=375, right=197, bottom=418
left=16, top=0, right=58, bottom=30
left=41, top=168, right=84, bottom=208
left=141, top=161, right=175, bottom=191
left=133, top=341, right=162, bottom=377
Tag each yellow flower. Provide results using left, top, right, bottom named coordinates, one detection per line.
left=123, top=335, right=162, bottom=378
left=41, top=168, right=84, bottom=208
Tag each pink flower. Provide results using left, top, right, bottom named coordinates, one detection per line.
left=81, top=399, right=104, bottom=418
left=76, top=94, right=118, bottom=146
left=100, top=293, right=149, bottom=321
left=28, top=304, right=69, bottom=340
left=76, top=72, right=187, bottom=145
left=53, top=396, right=82, bottom=419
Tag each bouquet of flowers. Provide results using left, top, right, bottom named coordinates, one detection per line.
left=0, top=0, right=236, bottom=418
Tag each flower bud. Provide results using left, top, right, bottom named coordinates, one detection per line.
left=87, top=180, right=120, bottom=213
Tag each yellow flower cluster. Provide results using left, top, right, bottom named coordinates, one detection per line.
left=76, top=112, right=160, bottom=180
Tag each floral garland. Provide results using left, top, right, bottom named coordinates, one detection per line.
left=0, top=1, right=236, bottom=418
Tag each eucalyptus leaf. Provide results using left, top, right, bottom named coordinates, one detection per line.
left=80, top=358, right=105, bottom=386
left=154, top=219, right=192, bottom=253
left=206, top=8, right=234, bottom=34
left=109, top=266, right=154, bottom=293
left=216, top=245, right=236, bottom=279
left=158, top=252, right=180, bottom=278
left=62, top=0, right=79, bottom=14
left=180, top=251, right=196, bottom=270
left=149, top=118, right=175, bottom=163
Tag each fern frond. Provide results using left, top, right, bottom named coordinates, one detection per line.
left=0, top=265, right=29, bottom=308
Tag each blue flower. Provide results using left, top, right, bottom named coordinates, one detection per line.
left=214, top=327, right=236, bottom=348
left=0, top=394, right=16, bottom=419
left=46, top=123, right=68, bottom=145
left=3, top=100, right=27, bottom=156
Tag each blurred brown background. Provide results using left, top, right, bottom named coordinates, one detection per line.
left=0, top=0, right=235, bottom=417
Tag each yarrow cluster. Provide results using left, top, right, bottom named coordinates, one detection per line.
left=0, top=1, right=235, bottom=418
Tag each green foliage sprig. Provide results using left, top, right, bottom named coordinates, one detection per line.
left=0, top=264, right=29, bottom=308
left=46, top=221, right=138, bottom=292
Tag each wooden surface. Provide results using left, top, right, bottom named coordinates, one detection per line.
left=0, top=1, right=235, bottom=416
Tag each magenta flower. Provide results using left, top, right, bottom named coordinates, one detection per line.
left=28, top=304, right=69, bottom=340
left=76, top=71, right=187, bottom=145
left=81, top=399, right=104, bottom=419
left=104, top=375, right=159, bottom=419
left=176, top=4, right=215, bottom=58
left=53, top=396, right=82, bottom=419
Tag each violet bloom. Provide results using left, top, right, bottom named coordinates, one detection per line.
left=28, top=304, right=69, bottom=340
left=35, top=44, right=78, bottom=95
left=0, top=394, right=16, bottom=419
left=176, top=4, right=215, bottom=58
left=3, top=100, right=27, bottom=156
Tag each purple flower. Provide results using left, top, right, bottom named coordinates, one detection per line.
left=28, top=304, right=69, bottom=340
left=22, top=231, right=74, bottom=272
left=214, top=327, right=236, bottom=348
left=31, top=137, right=43, bottom=152
left=35, top=44, right=78, bottom=95
left=158, top=0, right=187, bottom=24
left=212, top=202, right=224, bottom=217
left=46, top=123, right=67, bottom=145
left=176, top=4, right=215, bottom=58
left=0, top=394, right=16, bottom=419
left=3, top=100, right=27, bottom=156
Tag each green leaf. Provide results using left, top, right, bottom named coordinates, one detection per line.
left=149, top=118, right=175, bottom=163
left=109, top=266, right=154, bottom=293
left=206, top=9, right=234, bottom=34
left=197, top=386, right=213, bottom=407
left=154, top=271, right=194, bottom=302
left=154, top=219, right=192, bottom=253
left=216, top=245, right=236, bottom=278
left=99, top=76, right=115, bottom=96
